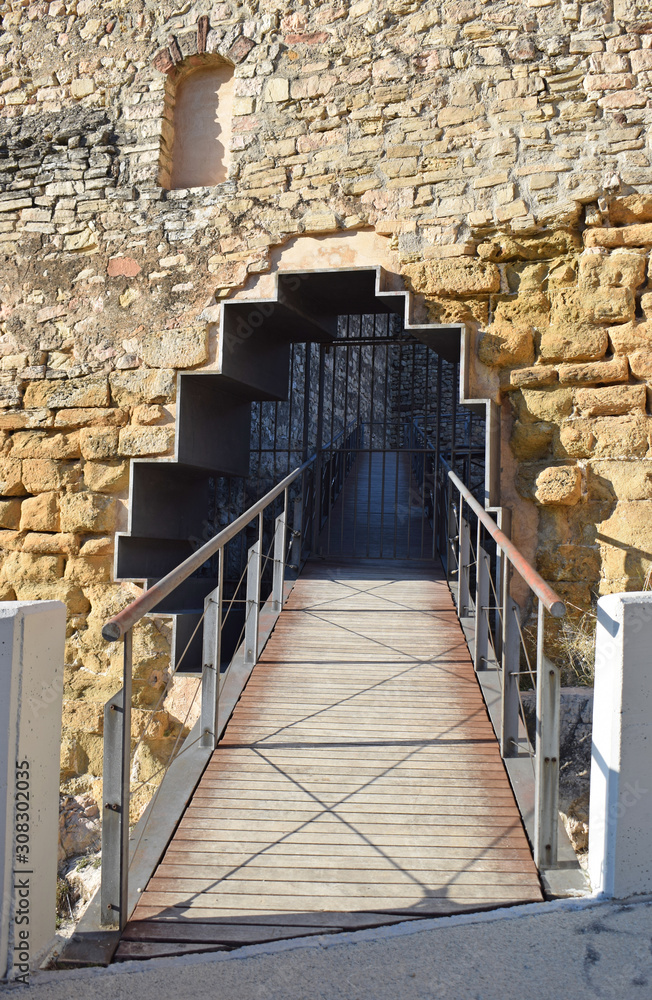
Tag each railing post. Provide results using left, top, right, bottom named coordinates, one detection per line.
left=494, top=508, right=511, bottom=663
left=500, top=561, right=520, bottom=759
left=312, top=450, right=323, bottom=554
left=290, top=494, right=302, bottom=571
left=474, top=528, right=490, bottom=671
left=446, top=488, right=457, bottom=585
left=244, top=538, right=262, bottom=666
left=458, top=510, right=471, bottom=617
left=200, top=550, right=223, bottom=749
left=534, top=599, right=560, bottom=869
left=101, top=629, right=132, bottom=930
left=272, top=507, right=287, bottom=613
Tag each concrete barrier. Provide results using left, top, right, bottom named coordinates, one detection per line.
left=589, top=592, right=652, bottom=898
left=0, top=602, right=66, bottom=983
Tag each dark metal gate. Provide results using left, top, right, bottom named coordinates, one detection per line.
left=238, top=311, right=486, bottom=564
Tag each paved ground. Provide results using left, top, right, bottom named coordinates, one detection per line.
left=4, top=895, right=652, bottom=999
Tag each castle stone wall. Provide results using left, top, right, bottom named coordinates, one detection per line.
left=0, top=0, right=651, bottom=813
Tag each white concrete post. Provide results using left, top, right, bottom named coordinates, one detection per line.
left=0, top=602, right=66, bottom=982
left=588, top=592, right=652, bottom=899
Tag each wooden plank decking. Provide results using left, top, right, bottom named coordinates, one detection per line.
left=118, top=560, right=542, bottom=961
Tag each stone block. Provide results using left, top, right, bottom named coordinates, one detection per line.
left=557, top=357, right=629, bottom=386
left=80, top=427, right=120, bottom=460
left=135, top=327, right=208, bottom=370
left=578, top=250, right=646, bottom=291
left=59, top=493, right=117, bottom=534
left=587, top=460, right=652, bottom=501
left=12, top=580, right=90, bottom=615
left=0, top=499, right=21, bottom=529
left=0, top=410, right=52, bottom=430
left=552, top=287, right=635, bottom=327
left=609, top=194, right=652, bottom=225
left=10, top=431, right=81, bottom=460
left=558, top=415, right=649, bottom=459
left=23, top=376, right=109, bottom=410
left=70, top=78, right=95, bottom=99
left=536, top=544, right=601, bottom=584
left=64, top=555, right=112, bottom=586
left=19, top=492, right=60, bottom=532
left=584, top=73, right=636, bottom=90
left=495, top=199, right=529, bottom=223
left=405, top=258, right=500, bottom=296
left=508, top=366, right=558, bottom=390
left=596, top=501, right=652, bottom=570
left=0, top=530, right=20, bottom=552
left=79, top=536, right=113, bottom=556
left=21, top=533, right=78, bottom=555
left=574, top=384, right=646, bottom=417
left=0, top=458, right=24, bottom=497
left=585, top=223, right=652, bottom=248
left=477, top=322, right=534, bottom=368
left=628, top=350, right=652, bottom=380
left=82, top=460, right=129, bottom=494
left=514, top=387, right=573, bottom=424
left=608, top=321, right=652, bottom=355
left=510, top=420, right=554, bottom=461
left=1, top=551, right=63, bottom=584
left=539, top=325, right=608, bottom=364
left=21, top=459, right=79, bottom=494
left=534, top=465, right=582, bottom=506
left=53, top=408, right=129, bottom=429
left=132, top=405, right=165, bottom=425
left=264, top=78, right=289, bottom=102
left=118, top=426, right=173, bottom=457
left=109, top=369, right=176, bottom=405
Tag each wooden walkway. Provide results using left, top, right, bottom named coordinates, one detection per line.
left=118, top=560, right=542, bottom=961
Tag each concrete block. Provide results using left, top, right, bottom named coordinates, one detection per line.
left=589, top=593, right=652, bottom=898
left=0, top=602, right=65, bottom=981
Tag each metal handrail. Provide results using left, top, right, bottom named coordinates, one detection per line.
left=99, top=425, right=367, bottom=932
left=447, top=469, right=565, bottom=618
left=440, top=464, right=566, bottom=871
left=102, top=454, right=317, bottom=641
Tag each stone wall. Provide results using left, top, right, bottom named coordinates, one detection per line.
left=1, top=0, right=651, bottom=810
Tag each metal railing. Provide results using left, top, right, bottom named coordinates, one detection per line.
left=437, top=462, right=566, bottom=870
left=98, top=446, right=335, bottom=930
left=98, top=412, right=567, bottom=933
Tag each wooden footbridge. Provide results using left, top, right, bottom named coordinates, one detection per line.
left=118, top=558, right=541, bottom=960
left=61, top=272, right=574, bottom=967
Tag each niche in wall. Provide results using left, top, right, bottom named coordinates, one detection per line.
left=160, top=59, right=234, bottom=190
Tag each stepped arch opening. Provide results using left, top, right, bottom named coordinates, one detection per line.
left=116, top=266, right=491, bottom=675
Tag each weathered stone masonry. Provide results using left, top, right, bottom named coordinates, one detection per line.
left=0, top=0, right=651, bottom=825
